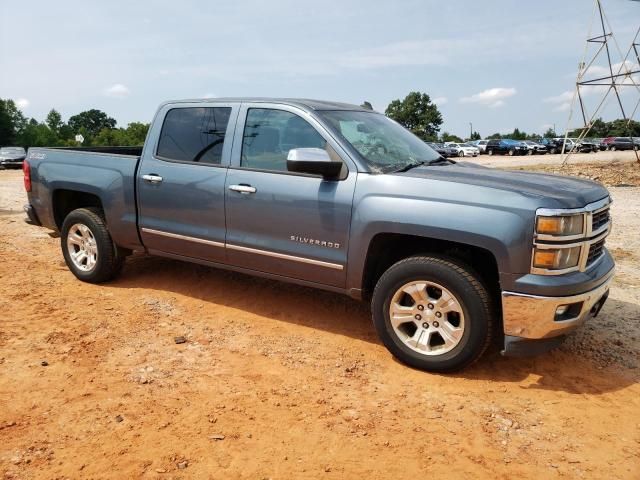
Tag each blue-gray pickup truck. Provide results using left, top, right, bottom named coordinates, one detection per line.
left=23, top=98, right=614, bottom=372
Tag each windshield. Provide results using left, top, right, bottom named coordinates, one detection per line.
left=319, top=111, right=440, bottom=173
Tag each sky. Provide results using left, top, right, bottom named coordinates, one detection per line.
left=1, top=0, right=639, bottom=138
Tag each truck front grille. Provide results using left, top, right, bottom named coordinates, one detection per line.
left=587, top=238, right=606, bottom=266
left=591, top=207, right=610, bottom=233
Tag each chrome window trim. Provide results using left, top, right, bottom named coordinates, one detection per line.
left=140, top=228, right=344, bottom=270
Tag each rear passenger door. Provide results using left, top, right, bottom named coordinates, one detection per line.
left=137, top=103, right=238, bottom=263
left=224, top=103, right=357, bottom=288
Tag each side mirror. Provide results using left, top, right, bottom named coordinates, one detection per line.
left=286, top=148, right=342, bottom=179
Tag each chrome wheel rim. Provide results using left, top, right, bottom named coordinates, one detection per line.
left=389, top=281, right=465, bottom=356
left=66, top=223, right=98, bottom=272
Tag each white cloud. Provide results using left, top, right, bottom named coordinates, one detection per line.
left=15, top=98, right=30, bottom=109
left=544, top=90, right=574, bottom=104
left=104, top=83, right=130, bottom=98
left=203, top=92, right=217, bottom=98
left=459, top=87, right=516, bottom=108
left=432, top=96, right=448, bottom=106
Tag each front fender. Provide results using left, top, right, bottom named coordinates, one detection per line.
left=347, top=176, right=536, bottom=293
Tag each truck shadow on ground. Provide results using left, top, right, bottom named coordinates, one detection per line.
left=111, top=255, right=638, bottom=395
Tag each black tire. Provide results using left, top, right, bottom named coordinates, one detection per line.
left=508, top=149, right=515, bottom=156
left=61, top=207, right=125, bottom=283
left=371, top=256, right=494, bottom=372
left=527, top=149, right=533, bottom=155
left=611, top=145, right=616, bottom=151
left=550, top=147, right=557, bottom=154
left=487, top=149, right=493, bottom=156
left=458, top=150, right=465, bottom=157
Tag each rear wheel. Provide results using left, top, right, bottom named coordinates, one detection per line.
left=487, top=149, right=494, bottom=156
left=527, top=149, right=533, bottom=155
left=371, top=256, right=494, bottom=372
left=508, top=149, right=515, bottom=156
left=611, top=145, right=617, bottom=151
left=61, top=208, right=125, bottom=283
left=550, top=147, right=557, bottom=154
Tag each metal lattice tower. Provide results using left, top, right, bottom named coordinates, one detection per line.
left=562, top=0, right=640, bottom=165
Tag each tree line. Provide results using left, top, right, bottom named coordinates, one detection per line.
left=3, top=94, right=639, bottom=150
left=0, top=98, right=149, bottom=148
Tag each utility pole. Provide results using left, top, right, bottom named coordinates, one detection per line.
left=469, top=122, right=473, bottom=140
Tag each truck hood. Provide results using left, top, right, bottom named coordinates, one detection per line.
left=397, top=163, right=608, bottom=209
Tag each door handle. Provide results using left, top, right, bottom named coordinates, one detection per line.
left=229, top=184, right=257, bottom=194
left=142, top=174, right=163, bottom=184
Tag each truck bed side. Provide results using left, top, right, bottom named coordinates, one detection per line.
left=26, top=148, right=143, bottom=250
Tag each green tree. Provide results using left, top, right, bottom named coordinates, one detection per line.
left=360, top=101, right=373, bottom=110
left=45, top=109, right=63, bottom=133
left=0, top=100, right=15, bottom=145
left=0, top=99, right=27, bottom=145
left=385, top=92, right=443, bottom=141
left=541, top=127, right=557, bottom=138
left=68, top=109, right=116, bottom=140
left=470, top=131, right=481, bottom=141
left=441, top=132, right=463, bottom=143
left=486, top=132, right=503, bottom=139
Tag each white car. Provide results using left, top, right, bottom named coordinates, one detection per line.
left=470, top=140, right=488, bottom=153
left=445, top=142, right=479, bottom=157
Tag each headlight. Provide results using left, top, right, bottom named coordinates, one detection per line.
left=533, top=246, right=581, bottom=270
left=536, top=214, right=584, bottom=236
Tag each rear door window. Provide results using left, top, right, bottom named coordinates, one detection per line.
left=157, top=107, right=231, bottom=164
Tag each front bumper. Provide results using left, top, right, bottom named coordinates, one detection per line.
left=0, top=159, right=25, bottom=168
left=501, top=266, right=612, bottom=345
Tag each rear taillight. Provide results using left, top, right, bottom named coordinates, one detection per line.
left=23, top=160, right=31, bottom=192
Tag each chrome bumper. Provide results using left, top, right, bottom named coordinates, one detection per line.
left=501, top=270, right=613, bottom=339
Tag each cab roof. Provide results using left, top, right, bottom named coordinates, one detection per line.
left=161, top=97, right=372, bottom=112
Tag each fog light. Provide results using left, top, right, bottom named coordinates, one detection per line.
left=555, top=305, right=569, bottom=316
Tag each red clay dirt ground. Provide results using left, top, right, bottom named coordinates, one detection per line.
left=0, top=168, right=639, bottom=479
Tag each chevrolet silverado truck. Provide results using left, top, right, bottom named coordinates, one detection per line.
left=23, top=98, right=614, bottom=372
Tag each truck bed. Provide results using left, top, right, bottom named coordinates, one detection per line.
left=26, top=147, right=143, bottom=250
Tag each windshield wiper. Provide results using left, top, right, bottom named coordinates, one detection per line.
left=392, top=157, right=452, bottom=173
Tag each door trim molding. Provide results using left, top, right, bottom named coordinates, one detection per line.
left=140, top=228, right=344, bottom=270
left=141, top=228, right=225, bottom=248
left=226, top=243, right=344, bottom=270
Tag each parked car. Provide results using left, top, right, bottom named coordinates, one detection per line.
left=444, top=142, right=479, bottom=157
left=0, top=147, right=27, bottom=169
left=538, top=138, right=573, bottom=154
left=570, top=138, right=598, bottom=153
left=426, top=142, right=458, bottom=158
left=608, top=137, right=639, bottom=151
left=522, top=140, right=548, bottom=155
left=470, top=140, right=489, bottom=153
left=23, top=97, right=614, bottom=372
left=600, top=137, right=616, bottom=150
left=485, top=139, right=528, bottom=156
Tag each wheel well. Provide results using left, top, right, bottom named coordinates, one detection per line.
left=52, top=190, right=104, bottom=229
left=362, top=233, right=500, bottom=301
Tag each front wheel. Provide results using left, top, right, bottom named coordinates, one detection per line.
left=61, top=208, right=125, bottom=283
left=487, top=149, right=493, bottom=156
left=458, top=150, right=465, bottom=157
left=508, top=149, right=515, bottom=156
left=371, top=256, right=494, bottom=372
